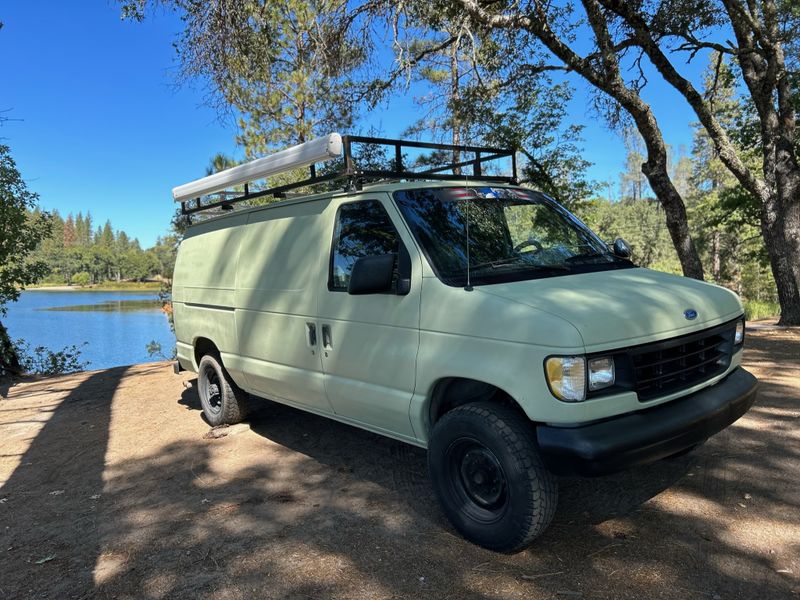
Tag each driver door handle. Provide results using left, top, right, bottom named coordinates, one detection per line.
left=321, top=324, right=332, bottom=350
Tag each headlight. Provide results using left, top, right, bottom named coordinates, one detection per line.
left=734, top=319, right=745, bottom=345
left=588, top=356, right=615, bottom=391
left=545, top=356, right=586, bottom=402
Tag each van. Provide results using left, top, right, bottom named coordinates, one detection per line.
left=171, top=134, right=758, bottom=553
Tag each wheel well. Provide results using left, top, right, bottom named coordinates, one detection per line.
left=193, top=337, right=219, bottom=367
left=427, top=378, right=520, bottom=432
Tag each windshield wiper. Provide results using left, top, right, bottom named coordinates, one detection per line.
left=468, top=256, right=526, bottom=270
left=564, top=251, right=611, bottom=264
left=468, top=260, right=569, bottom=273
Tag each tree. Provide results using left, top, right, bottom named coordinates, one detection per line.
left=619, top=127, right=649, bottom=202
left=682, top=55, right=774, bottom=300
left=579, top=197, right=680, bottom=272
left=0, top=145, right=53, bottom=374
left=362, top=4, right=595, bottom=208
left=453, top=0, right=705, bottom=280
left=121, top=0, right=365, bottom=157
left=205, top=153, right=238, bottom=176
left=63, top=214, right=76, bottom=248
left=99, top=220, right=115, bottom=248
left=578, top=0, right=800, bottom=323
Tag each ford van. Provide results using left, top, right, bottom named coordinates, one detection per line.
left=171, top=134, right=758, bottom=552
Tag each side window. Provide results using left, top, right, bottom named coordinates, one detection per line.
left=330, top=200, right=400, bottom=291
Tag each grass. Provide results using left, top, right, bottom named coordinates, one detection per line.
left=744, top=300, right=781, bottom=321
left=28, top=281, right=164, bottom=291
left=39, top=299, right=162, bottom=312
left=89, top=281, right=164, bottom=291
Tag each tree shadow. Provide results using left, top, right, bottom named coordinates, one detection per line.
left=0, top=332, right=796, bottom=599
left=160, top=368, right=795, bottom=599
left=0, top=366, right=130, bottom=598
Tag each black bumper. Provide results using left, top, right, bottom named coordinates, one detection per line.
left=536, top=367, right=758, bottom=477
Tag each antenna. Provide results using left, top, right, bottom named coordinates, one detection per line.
left=464, top=170, right=473, bottom=292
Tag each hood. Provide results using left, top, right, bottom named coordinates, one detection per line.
left=475, top=267, right=743, bottom=352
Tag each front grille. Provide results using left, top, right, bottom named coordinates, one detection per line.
left=628, top=321, right=737, bottom=401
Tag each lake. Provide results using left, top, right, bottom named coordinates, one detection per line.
left=4, top=290, right=175, bottom=371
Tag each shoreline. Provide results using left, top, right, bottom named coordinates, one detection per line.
left=25, top=283, right=164, bottom=292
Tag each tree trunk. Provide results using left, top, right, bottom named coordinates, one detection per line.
left=598, top=0, right=800, bottom=321
left=0, top=320, right=22, bottom=376
left=630, top=104, right=705, bottom=280
left=712, top=231, right=721, bottom=284
left=762, top=192, right=800, bottom=325
left=456, top=0, right=704, bottom=279
left=642, top=165, right=705, bottom=280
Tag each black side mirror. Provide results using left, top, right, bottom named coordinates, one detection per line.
left=348, top=254, right=396, bottom=295
left=611, top=237, right=632, bottom=259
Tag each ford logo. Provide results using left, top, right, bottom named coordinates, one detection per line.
left=684, top=309, right=698, bottom=320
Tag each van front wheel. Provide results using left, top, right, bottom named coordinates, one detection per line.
left=197, top=354, right=248, bottom=426
left=428, top=402, right=557, bottom=553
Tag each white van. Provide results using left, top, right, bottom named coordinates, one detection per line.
left=172, top=134, right=758, bottom=552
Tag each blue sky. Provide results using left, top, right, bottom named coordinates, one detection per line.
left=2, top=2, right=705, bottom=248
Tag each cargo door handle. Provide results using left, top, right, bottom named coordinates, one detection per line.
left=321, top=324, right=332, bottom=350
left=306, top=322, right=317, bottom=349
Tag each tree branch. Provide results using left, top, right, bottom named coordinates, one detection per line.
left=363, top=35, right=458, bottom=105
left=599, top=0, right=769, bottom=201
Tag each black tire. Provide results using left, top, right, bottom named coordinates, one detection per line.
left=428, top=402, right=557, bottom=553
left=197, top=353, right=248, bottom=426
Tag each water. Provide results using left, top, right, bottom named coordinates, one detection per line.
left=3, top=290, right=175, bottom=371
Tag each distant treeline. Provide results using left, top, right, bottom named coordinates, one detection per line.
left=29, top=210, right=177, bottom=285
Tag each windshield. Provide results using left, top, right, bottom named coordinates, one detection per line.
left=393, top=186, right=633, bottom=287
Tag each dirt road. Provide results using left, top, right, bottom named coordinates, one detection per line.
left=1, top=324, right=798, bottom=599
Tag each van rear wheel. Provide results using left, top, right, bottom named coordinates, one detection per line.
left=428, top=402, right=557, bottom=553
left=197, top=354, right=248, bottom=426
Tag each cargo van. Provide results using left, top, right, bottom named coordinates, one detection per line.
left=171, top=134, right=758, bottom=552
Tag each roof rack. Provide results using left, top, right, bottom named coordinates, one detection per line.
left=175, top=134, right=518, bottom=217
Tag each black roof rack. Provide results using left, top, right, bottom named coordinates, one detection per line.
left=181, top=135, right=518, bottom=217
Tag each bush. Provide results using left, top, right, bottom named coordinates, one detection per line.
left=145, top=340, right=176, bottom=360
left=39, top=273, right=67, bottom=285
left=13, top=340, right=89, bottom=376
left=70, top=271, right=91, bottom=286
left=744, top=300, right=780, bottom=321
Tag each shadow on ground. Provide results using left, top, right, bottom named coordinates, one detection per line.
left=0, top=331, right=797, bottom=599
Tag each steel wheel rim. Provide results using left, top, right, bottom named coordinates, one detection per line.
left=201, top=365, right=222, bottom=414
left=445, top=438, right=509, bottom=522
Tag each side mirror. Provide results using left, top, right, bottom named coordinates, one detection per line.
left=611, top=237, right=632, bottom=259
left=348, top=254, right=396, bottom=295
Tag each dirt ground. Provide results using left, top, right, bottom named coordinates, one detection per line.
left=0, top=323, right=798, bottom=600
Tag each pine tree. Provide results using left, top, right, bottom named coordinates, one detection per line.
left=63, top=214, right=76, bottom=248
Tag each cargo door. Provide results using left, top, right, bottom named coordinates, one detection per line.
left=234, top=199, right=333, bottom=413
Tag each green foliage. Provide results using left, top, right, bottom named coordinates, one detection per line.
left=121, top=0, right=364, bottom=157
left=468, top=79, right=596, bottom=210
left=576, top=198, right=681, bottom=273
left=683, top=54, right=777, bottom=304
left=0, top=145, right=53, bottom=313
left=146, top=337, right=176, bottom=360
left=12, top=339, right=89, bottom=376
left=744, top=300, right=781, bottom=322
left=28, top=211, right=177, bottom=285
left=363, top=7, right=595, bottom=209
left=70, top=271, right=91, bottom=286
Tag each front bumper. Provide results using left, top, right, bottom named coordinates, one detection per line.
left=536, top=367, right=758, bottom=476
